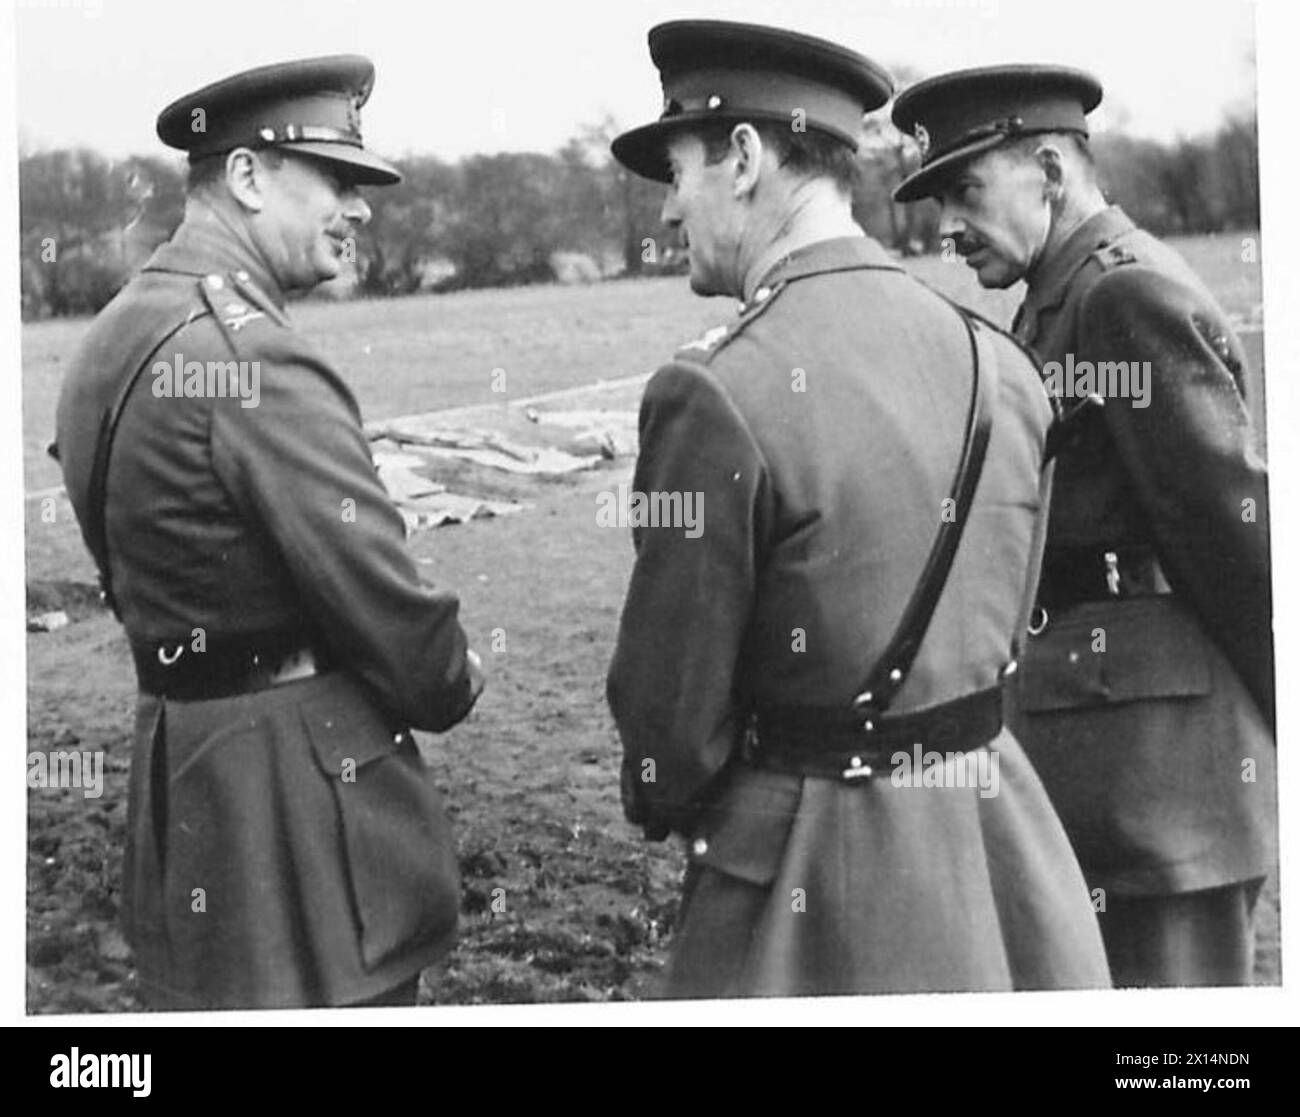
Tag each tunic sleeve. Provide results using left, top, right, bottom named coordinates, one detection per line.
left=210, top=328, right=480, bottom=732
left=1078, top=266, right=1273, bottom=726
left=607, top=359, right=768, bottom=837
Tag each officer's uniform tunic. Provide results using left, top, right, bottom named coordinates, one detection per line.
left=56, top=217, right=479, bottom=1008
left=1013, top=206, right=1276, bottom=985
left=608, top=236, right=1111, bottom=997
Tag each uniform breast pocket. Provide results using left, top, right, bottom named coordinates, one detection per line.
left=300, top=692, right=459, bottom=971
left=1019, top=596, right=1212, bottom=713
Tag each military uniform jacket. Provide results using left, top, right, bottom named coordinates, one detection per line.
left=1013, top=206, right=1276, bottom=896
left=55, top=214, right=479, bottom=1008
left=607, top=236, right=1110, bottom=997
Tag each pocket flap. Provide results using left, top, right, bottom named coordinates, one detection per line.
left=1020, top=597, right=1212, bottom=713
left=299, top=683, right=402, bottom=774
left=298, top=683, right=458, bottom=970
left=691, top=766, right=802, bottom=886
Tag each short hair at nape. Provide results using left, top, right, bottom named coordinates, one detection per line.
left=1006, top=130, right=1096, bottom=173
left=694, top=119, right=862, bottom=194
left=186, top=146, right=285, bottom=194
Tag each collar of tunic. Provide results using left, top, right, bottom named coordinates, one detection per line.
left=142, top=211, right=288, bottom=310
left=1014, top=205, right=1135, bottom=338
left=752, top=234, right=902, bottom=299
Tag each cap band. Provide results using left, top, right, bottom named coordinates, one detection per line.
left=661, top=67, right=866, bottom=147
left=914, top=93, right=1089, bottom=169
left=186, top=91, right=364, bottom=158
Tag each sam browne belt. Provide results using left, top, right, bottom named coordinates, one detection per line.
left=132, top=627, right=331, bottom=701
left=747, top=302, right=1004, bottom=784
left=749, top=684, right=1004, bottom=781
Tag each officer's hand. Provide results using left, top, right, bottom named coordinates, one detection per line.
left=621, top=758, right=670, bottom=841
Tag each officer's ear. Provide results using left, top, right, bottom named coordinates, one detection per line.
left=225, top=146, right=275, bottom=213
left=728, top=122, right=764, bottom=199
left=1033, top=143, right=1066, bottom=203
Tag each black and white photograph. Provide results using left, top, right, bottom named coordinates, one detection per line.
left=4, top=0, right=1296, bottom=1042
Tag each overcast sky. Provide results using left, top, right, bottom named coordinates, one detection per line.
left=15, top=0, right=1257, bottom=163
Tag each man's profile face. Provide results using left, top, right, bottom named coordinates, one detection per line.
left=934, top=146, right=1052, bottom=289
left=661, top=131, right=744, bottom=298
left=254, top=152, right=371, bottom=291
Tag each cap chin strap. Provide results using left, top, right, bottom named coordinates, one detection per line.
left=252, top=123, right=364, bottom=147
left=925, top=119, right=1088, bottom=167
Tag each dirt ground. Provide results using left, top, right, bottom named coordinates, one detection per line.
left=24, top=241, right=1278, bottom=1012
left=26, top=452, right=696, bottom=1011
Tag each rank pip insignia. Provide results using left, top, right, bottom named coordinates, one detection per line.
left=224, top=301, right=265, bottom=331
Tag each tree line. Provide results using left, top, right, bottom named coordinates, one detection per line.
left=19, top=110, right=1260, bottom=320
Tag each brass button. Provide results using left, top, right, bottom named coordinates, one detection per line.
left=692, top=837, right=708, bottom=856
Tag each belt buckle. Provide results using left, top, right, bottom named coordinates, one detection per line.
left=841, top=754, right=875, bottom=782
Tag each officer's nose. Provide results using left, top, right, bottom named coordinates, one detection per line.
left=937, top=204, right=964, bottom=243
left=660, top=189, right=681, bottom=228
left=344, top=190, right=372, bottom=227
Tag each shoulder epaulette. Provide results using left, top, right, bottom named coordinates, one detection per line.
left=197, top=269, right=289, bottom=352
left=674, top=280, right=789, bottom=363
left=1091, top=240, right=1139, bottom=271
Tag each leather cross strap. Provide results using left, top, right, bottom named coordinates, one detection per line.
left=83, top=312, right=206, bottom=618
left=850, top=306, right=998, bottom=723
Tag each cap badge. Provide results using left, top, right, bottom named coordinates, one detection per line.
left=913, top=123, right=931, bottom=159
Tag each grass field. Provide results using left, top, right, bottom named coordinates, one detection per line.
left=23, top=233, right=1274, bottom=1012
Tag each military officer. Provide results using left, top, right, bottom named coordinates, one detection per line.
left=892, top=66, right=1276, bottom=986
left=606, top=21, right=1110, bottom=998
left=54, top=56, right=484, bottom=1010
